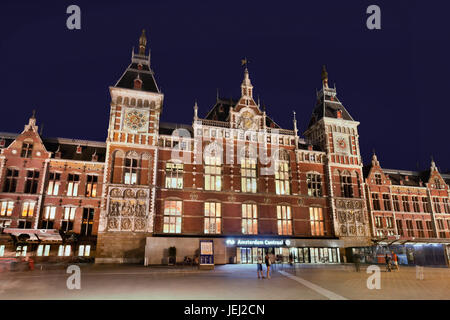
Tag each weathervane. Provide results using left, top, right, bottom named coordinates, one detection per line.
left=241, top=57, right=250, bottom=68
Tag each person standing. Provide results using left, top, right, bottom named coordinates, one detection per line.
left=265, top=253, right=271, bottom=279
left=354, top=253, right=361, bottom=272
left=385, top=253, right=391, bottom=272
left=392, top=251, right=399, bottom=271
left=257, top=255, right=264, bottom=279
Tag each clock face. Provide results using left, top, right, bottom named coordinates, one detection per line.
left=334, top=133, right=349, bottom=154
left=124, top=110, right=147, bottom=131
left=239, top=111, right=254, bottom=130
left=337, top=137, right=347, bottom=149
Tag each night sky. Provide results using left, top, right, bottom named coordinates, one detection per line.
left=1, top=1, right=449, bottom=172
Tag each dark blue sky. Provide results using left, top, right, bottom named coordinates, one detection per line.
left=1, top=1, right=449, bottom=172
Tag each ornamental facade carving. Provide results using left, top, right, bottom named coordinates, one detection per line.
left=104, top=186, right=150, bottom=232
left=335, top=199, right=368, bottom=237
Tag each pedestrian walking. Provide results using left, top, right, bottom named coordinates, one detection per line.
left=354, top=253, right=361, bottom=272
left=385, top=253, right=391, bottom=272
left=392, top=251, right=399, bottom=271
left=257, top=255, right=265, bottom=279
left=265, top=253, right=271, bottom=279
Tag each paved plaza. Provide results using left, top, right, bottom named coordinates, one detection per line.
left=0, top=263, right=448, bottom=300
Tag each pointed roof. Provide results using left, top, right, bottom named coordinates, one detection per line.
left=307, top=66, right=354, bottom=129
left=114, top=30, right=160, bottom=93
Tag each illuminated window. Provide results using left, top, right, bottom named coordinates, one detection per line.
left=242, top=204, right=258, bottom=234
left=386, top=217, right=394, bottom=229
left=81, top=208, right=94, bottom=236
left=78, top=245, right=91, bottom=257
left=42, top=206, right=56, bottom=229
left=24, top=170, right=40, bottom=194
left=275, top=152, right=290, bottom=195
left=309, top=207, right=325, bottom=236
left=307, top=173, right=322, bottom=197
left=375, top=216, right=383, bottom=228
left=0, top=201, right=14, bottom=216
left=3, top=169, right=19, bottom=193
left=163, top=200, right=182, bottom=233
left=21, top=143, right=33, bottom=158
left=204, top=155, right=221, bottom=191
left=67, top=174, right=80, bottom=196
left=383, top=194, right=391, bottom=211
left=85, top=175, right=98, bottom=197
left=37, top=245, right=50, bottom=257
left=22, top=201, right=35, bottom=217
left=47, top=172, right=60, bottom=195
left=124, top=157, right=139, bottom=185
left=0, top=245, right=4, bottom=257
left=61, top=207, right=76, bottom=232
left=241, top=157, right=257, bottom=193
left=16, top=245, right=27, bottom=257
left=204, top=202, right=221, bottom=234
left=277, top=205, right=292, bottom=235
left=58, top=245, right=71, bottom=257
left=165, top=162, right=183, bottom=189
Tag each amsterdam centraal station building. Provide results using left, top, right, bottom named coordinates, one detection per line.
left=0, top=31, right=449, bottom=267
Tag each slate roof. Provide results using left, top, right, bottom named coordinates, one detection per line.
left=363, top=164, right=450, bottom=187
left=308, top=89, right=354, bottom=129
left=204, top=98, right=281, bottom=128
left=115, top=62, right=160, bottom=93
left=0, top=133, right=106, bottom=163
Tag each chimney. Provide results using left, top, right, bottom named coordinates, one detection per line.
left=55, top=145, right=61, bottom=159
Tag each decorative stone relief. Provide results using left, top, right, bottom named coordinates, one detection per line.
left=105, top=185, right=150, bottom=232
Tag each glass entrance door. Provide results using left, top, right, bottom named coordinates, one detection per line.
left=239, top=247, right=264, bottom=264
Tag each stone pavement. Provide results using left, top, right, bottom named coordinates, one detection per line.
left=0, top=263, right=448, bottom=300
left=281, top=264, right=450, bottom=300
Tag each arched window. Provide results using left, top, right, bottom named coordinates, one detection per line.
left=124, top=152, right=139, bottom=185
left=275, top=150, right=290, bottom=195
left=340, top=171, right=353, bottom=198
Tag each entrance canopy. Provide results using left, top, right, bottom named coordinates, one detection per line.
left=3, top=228, right=62, bottom=242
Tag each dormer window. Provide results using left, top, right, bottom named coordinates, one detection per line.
left=134, top=78, right=142, bottom=90
left=434, top=178, right=441, bottom=189
left=374, top=173, right=382, bottom=185
left=21, top=142, right=33, bottom=158
left=336, top=109, right=342, bottom=119
left=76, top=145, right=82, bottom=154
left=0, top=139, right=5, bottom=148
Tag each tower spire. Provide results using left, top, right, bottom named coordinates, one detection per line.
left=139, top=29, right=147, bottom=55
left=241, top=67, right=253, bottom=98
left=321, top=65, right=329, bottom=88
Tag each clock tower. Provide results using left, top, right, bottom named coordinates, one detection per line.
left=304, top=66, right=371, bottom=248
left=96, top=30, right=164, bottom=263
